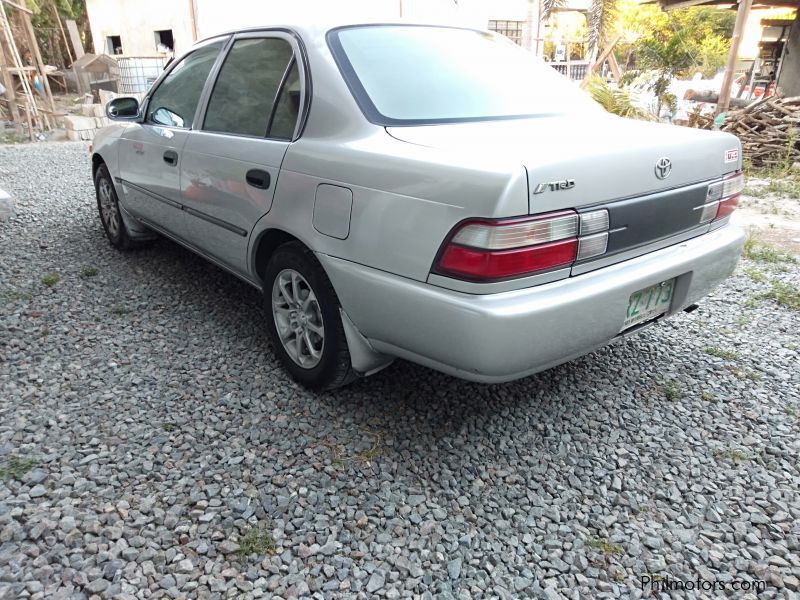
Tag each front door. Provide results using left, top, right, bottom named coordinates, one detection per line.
left=117, top=39, right=225, bottom=236
left=178, top=33, right=304, bottom=276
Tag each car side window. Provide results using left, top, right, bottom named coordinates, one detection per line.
left=269, top=61, right=301, bottom=140
left=203, top=37, right=295, bottom=138
left=147, top=41, right=224, bottom=128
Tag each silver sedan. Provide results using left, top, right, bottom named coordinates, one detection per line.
left=91, top=21, right=745, bottom=390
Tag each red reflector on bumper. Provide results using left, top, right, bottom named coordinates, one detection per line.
left=437, top=238, right=578, bottom=280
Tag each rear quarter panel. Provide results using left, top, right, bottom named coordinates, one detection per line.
left=253, top=132, right=529, bottom=282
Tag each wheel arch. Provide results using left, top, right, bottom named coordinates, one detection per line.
left=91, top=152, right=106, bottom=179
left=251, top=228, right=306, bottom=285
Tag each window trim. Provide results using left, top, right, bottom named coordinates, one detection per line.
left=141, top=35, right=230, bottom=131
left=266, top=58, right=298, bottom=140
left=326, top=24, right=547, bottom=127
left=195, top=30, right=310, bottom=142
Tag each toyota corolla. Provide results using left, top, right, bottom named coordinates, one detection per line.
left=91, top=22, right=745, bottom=390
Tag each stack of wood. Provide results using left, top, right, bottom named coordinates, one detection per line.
left=686, top=96, right=800, bottom=168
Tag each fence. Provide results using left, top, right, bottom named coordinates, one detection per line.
left=117, top=56, right=168, bottom=94
left=549, top=61, right=590, bottom=82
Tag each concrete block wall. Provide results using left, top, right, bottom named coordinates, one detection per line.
left=62, top=90, right=145, bottom=141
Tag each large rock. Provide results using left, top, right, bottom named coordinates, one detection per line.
left=63, top=115, right=97, bottom=131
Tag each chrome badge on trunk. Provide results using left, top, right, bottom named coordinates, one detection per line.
left=533, top=179, right=575, bottom=194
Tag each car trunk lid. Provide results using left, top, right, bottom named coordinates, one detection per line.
left=387, top=114, right=741, bottom=261
left=386, top=114, right=740, bottom=211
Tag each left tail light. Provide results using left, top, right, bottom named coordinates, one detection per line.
left=703, top=172, right=743, bottom=223
left=433, top=209, right=609, bottom=282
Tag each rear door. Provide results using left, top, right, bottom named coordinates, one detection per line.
left=117, top=38, right=225, bottom=234
left=178, top=32, right=305, bottom=276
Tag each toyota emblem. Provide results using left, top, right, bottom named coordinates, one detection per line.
left=655, top=157, right=672, bottom=180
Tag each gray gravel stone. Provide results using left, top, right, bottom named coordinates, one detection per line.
left=366, top=570, right=385, bottom=593
left=0, top=142, right=798, bottom=599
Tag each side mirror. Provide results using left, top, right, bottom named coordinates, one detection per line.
left=106, top=97, right=140, bottom=120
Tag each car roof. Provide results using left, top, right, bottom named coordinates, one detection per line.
left=196, top=19, right=482, bottom=46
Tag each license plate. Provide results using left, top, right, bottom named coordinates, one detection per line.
left=623, top=279, right=675, bottom=330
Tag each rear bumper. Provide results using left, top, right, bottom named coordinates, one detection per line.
left=319, top=225, right=745, bottom=383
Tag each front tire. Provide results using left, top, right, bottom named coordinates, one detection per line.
left=95, top=163, right=134, bottom=250
left=264, top=242, right=355, bottom=391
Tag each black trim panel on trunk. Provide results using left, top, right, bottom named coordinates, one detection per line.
left=577, top=180, right=709, bottom=261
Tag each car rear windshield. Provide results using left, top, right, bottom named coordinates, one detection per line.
left=328, top=25, right=598, bottom=125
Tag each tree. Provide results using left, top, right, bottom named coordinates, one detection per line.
left=618, top=5, right=736, bottom=78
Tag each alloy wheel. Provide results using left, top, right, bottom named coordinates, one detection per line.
left=271, top=268, right=325, bottom=368
left=98, top=178, right=120, bottom=238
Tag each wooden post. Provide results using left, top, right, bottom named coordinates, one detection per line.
left=50, top=0, right=72, bottom=65
left=566, top=41, right=571, bottom=79
left=0, top=30, right=22, bottom=135
left=19, top=0, right=55, bottom=114
left=188, top=0, right=197, bottom=42
left=717, top=0, right=753, bottom=114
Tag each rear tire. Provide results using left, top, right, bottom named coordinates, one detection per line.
left=95, top=163, right=135, bottom=250
left=264, top=242, right=356, bottom=391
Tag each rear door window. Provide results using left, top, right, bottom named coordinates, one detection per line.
left=203, top=37, right=296, bottom=138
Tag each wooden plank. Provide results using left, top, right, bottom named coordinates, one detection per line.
left=19, top=0, right=55, bottom=114
left=606, top=51, right=623, bottom=81
left=66, top=18, right=84, bottom=59
left=0, top=28, right=22, bottom=135
left=0, top=0, right=39, bottom=137
left=717, top=0, right=753, bottom=114
left=0, top=0, right=32, bottom=15
left=50, top=0, right=73, bottom=65
left=590, top=33, right=623, bottom=73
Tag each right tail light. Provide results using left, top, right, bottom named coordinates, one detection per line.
left=704, top=172, right=743, bottom=223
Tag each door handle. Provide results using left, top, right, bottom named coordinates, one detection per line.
left=245, top=169, right=270, bottom=190
left=163, top=150, right=178, bottom=166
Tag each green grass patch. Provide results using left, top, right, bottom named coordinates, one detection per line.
left=0, top=456, right=38, bottom=482
left=713, top=447, right=750, bottom=462
left=238, top=524, right=277, bottom=558
left=730, top=367, right=762, bottom=381
left=744, top=296, right=761, bottom=309
left=1, top=289, right=32, bottom=302
left=0, top=131, right=26, bottom=144
left=704, top=347, right=740, bottom=361
left=743, top=267, right=767, bottom=283
left=585, top=537, right=624, bottom=556
left=743, top=236, right=797, bottom=264
left=658, top=377, right=683, bottom=401
left=743, top=178, right=800, bottom=199
left=40, top=273, right=60, bottom=287
left=79, top=266, right=98, bottom=279
left=760, top=281, right=800, bottom=311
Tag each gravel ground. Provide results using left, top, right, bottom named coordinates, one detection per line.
left=1, top=141, right=799, bottom=600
